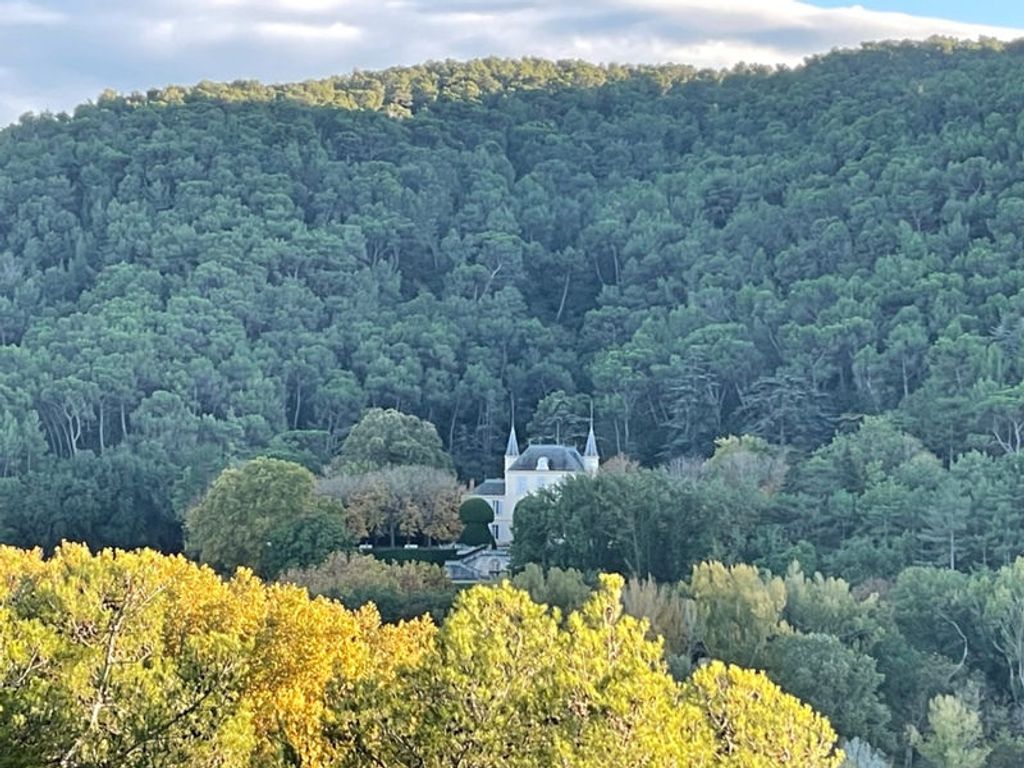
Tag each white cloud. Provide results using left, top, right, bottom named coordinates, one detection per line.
left=139, top=18, right=241, bottom=51
left=622, top=0, right=1020, bottom=38
left=203, top=0, right=353, bottom=11
left=337, top=0, right=1024, bottom=70
left=562, top=33, right=803, bottom=69
left=86, top=1, right=1024, bottom=64
left=359, top=1, right=1024, bottom=72
left=255, top=20, right=362, bottom=42
left=0, top=1, right=64, bottom=25
left=277, top=0, right=351, bottom=10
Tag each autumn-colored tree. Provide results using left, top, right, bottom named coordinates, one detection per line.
left=338, top=574, right=844, bottom=767
left=281, top=551, right=456, bottom=622
left=0, top=543, right=431, bottom=767
left=1, top=545, right=845, bottom=768
left=319, top=464, right=462, bottom=546
left=687, top=661, right=845, bottom=767
left=337, top=575, right=715, bottom=767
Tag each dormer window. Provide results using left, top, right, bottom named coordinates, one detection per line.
left=537, top=456, right=549, bottom=471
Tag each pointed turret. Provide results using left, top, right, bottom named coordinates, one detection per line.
left=504, top=419, right=520, bottom=472
left=583, top=410, right=599, bottom=475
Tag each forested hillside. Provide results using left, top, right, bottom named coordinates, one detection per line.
left=4, top=38, right=1024, bottom=551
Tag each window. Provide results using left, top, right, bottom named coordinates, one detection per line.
left=516, top=477, right=528, bottom=495
left=493, top=499, right=503, bottom=515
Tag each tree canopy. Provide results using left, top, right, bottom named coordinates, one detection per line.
left=333, top=408, right=453, bottom=473
left=185, top=456, right=346, bottom=577
left=0, top=544, right=844, bottom=767
left=8, top=42, right=1024, bottom=766
left=6, top=42, right=1024, bottom=551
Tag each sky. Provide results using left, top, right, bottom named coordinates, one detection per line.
left=1, top=0, right=1023, bottom=128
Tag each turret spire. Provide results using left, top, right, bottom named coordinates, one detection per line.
left=505, top=399, right=519, bottom=458
left=584, top=423, right=598, bottom=458
left=505, top=422, right=520, bottom=458
left=583, top=402, right=599, bottom=475
left=504, top=403, right=520, bottom=472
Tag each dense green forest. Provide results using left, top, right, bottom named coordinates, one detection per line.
left=6, top=39, right=1024, bottom=552
left=7, top=36, right=1024, bottom=766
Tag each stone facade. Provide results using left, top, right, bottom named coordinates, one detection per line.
left=470, top=422, right=599, bottom=546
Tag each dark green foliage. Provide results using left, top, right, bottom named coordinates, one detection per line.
left=262, top=430, right=335, bottom=473
left=335, top=409, right=453, bottom=473
left=459, top=498, right=494, bottom=524
left=263, top=511, right=353, bottom=579
left=348, top=584, right=457, bottom=624
left=368, top=547, right=458, bottom=565
left=458, top=526, right=494, bottom=547
left=13, top=44, right=1024, bottom=763
left=7, top=43, right=1024, bottom=552
left=512, top=464, right=765, bottom=580
left=764, top=633, right=891, bottom=749
left=458, top=497, right=494, bottom=546
left=517, top=413, right=1024, bottom=589
left=0, top=450, right=181, bottom=553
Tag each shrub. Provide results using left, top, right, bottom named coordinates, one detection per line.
left=281, top=552, right=457, bottom=622
left=459, top=497, right=495, bottom=546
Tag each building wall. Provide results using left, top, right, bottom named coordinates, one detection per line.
left=492, top=468, right=575, bottom=546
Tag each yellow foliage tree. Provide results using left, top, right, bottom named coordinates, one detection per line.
left=685, top=661, right=845, bottom=768
left=0, top=543, right=430, bottom=768
left=1, top=546, right=842, bottom=768
left=688, top=561, right=789, bottom=667
left=339, top=574, right=843, bottom=768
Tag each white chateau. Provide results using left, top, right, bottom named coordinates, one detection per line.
left=470, top=421, right=599, bottom=546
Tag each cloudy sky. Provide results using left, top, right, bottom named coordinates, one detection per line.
left=1, top=0, right=1023, bottom=127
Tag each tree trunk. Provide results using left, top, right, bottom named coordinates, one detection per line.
left=555, top=270, right=571, bottom=322
left=98, top=404, right=105, bottom=454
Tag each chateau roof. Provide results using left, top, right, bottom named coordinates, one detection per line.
left=475, top=479, right=506, bottom=496
left=507, top=444, right=585, bottom=473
